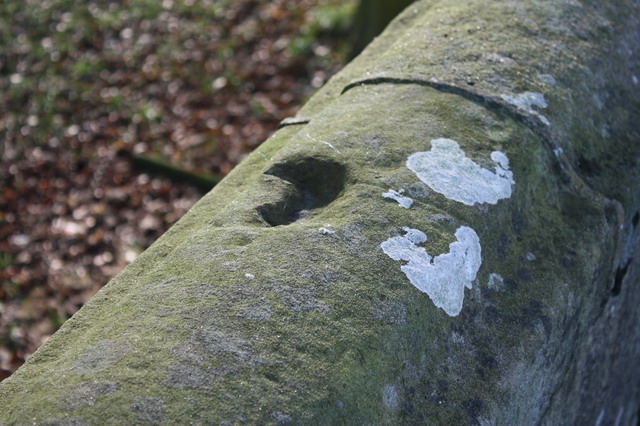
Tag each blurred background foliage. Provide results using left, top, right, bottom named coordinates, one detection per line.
left=0, top=0, right=412, bottom=376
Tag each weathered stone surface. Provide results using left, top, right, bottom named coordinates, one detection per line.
left=1, top=0, right=639, bottom=424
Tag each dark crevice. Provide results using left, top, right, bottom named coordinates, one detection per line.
left=632, top=211, right=639, bottom=228
left=341, top=77, right=506, bottom=117
left=341, top=76, right=551, bottom=131
left=576, top=156, right=601, bottom=177
left=258, top=157, right=346, bottom=226
left=612, top=260, right=630, bottom=296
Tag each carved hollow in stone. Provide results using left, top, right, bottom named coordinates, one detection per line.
left=258, top=157, right=347, bottom=226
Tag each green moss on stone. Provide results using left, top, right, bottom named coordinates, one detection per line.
left=2, top=0, right=639, bottom=423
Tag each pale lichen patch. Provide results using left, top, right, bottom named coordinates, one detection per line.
left=322, top=141, right=339, bottom=152
left=483, top=52, right=517, bottom=66
left=538, top=74, right=557, bottom=86
left=500, top=91, right=550, bottom=125
left=178, top=328, right=252, bottom=363
left=62, top=381, right=117, bottom=410
left=382, top=384, right=400, bottom=411
left=167, top=329, right=255, bottom=389
left=426, top=213, right=456, bottom=225
left=451, top=331, right=465, bottom=344
left=380, top=226, right=481, bottom=316
left=382, top=189, right=414, bottom=209
left=165, top=364, right=217, bottom=390
left=73, top=340, right=132, bottom=375
left=279, top=285, right=330, bottom=313
left=271, top=412, right=293, bottom=424
left=487, top=273, right=505, bottom=291
left=241, top=302, right=273, bottom=322
left=407, top=138, right=515, bottom=206
left=319, top=227, right=336, bottom=235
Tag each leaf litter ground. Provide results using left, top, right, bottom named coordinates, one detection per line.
left=0, top=0, right=356, bottom=376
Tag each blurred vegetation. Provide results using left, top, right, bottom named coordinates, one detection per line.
left=0, top=0, right=356, bottom=374
left=350, top=0, right=415, bottom=58
left=0, top=0, right=357, bottom=174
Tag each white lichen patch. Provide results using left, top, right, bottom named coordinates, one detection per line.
left=322, top=140, right=339, bottom=152
left=73, top=340, right=133, bottom=374
left=451, top=331, right=465, bottom=344
left=380, top=226, right=481, bottom=316
left=382, top=384, right=400, bottom=411
left=487, top=273, right=505, bottom=291
left=64, top=381, right=118, bottom=410
left=406, top=138, right=515, bottom=206
left=538, top=73, right=557, bottom=86
left=501, top=91, right=550, bottom=125
left=319, top=227, right=335, bottom=235
left=244, top=273, right=255, bottom=279
left=382, top=189, right=414, bottom=209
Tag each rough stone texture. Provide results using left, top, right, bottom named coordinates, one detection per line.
left=1, top=0, right=639, bottom=424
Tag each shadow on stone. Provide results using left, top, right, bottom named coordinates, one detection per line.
left=258, top=156, right=347, bottom=226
